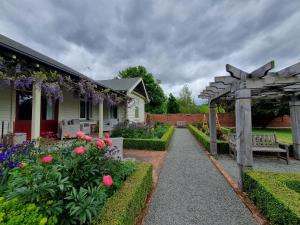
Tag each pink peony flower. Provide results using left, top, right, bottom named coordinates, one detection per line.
left=40, top=155, right=53, bottom=163
left=84, top=135, right=92, bottom=142
left=104, top=138, right=113, bottom=147
left=104, top=133, right=110, bottom=139
left=73, top=146, right=86, bottom=155
left=76, top=131, right=85, bottom=139
left=18, top=162, right=26, bottom=168
left=96, top=139, right=106, bottom=149
left=102, top=175, right=113, bottom=187
left=64, top=133, right=72, bottom=138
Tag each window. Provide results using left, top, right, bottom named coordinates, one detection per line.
left=135, top=106, right=139, bottom=118
left=80, top=100, right=93, bottom=120
left=17, top=92, right=32, bottom=120
left=110, top=106, right=118, bottom=119
left=41, top=98, right=56, bottom=120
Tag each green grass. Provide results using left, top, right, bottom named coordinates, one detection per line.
left=252, top=128, right=292, bottom=145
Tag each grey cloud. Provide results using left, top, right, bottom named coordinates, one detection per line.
left=0, top=0, right=300, bottom=99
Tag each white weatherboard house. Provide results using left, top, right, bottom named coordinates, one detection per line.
left=0, top=34, right=149, bottom=141
left=98, top=77, right=149, bottom=129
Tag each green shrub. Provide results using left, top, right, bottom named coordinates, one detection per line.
left=111, top=125, right=169, bottom=139
left=244, top=171, right=300, bottom=225
left=96, top=162, right=153, bottom=225
left=123, top=126, right=175, bottom=151
left=187, top=125, right=229, bottom=154
left=4, top=138, right=137, bottom=224
left=0, top=197, right=57, bottom=225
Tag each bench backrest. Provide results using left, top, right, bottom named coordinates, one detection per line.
left=252, top=133, right=278, bottom=147
left=227, top=133, right=278, bottom=147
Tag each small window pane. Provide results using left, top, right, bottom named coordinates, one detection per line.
left=135, top=106, right=139, bottom=118
left=110, top=106, right=118, bottom=119
left=18, top=92, right=32, bottom=120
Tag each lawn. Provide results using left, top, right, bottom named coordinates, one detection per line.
left=253, top=128, right=292, bottom=145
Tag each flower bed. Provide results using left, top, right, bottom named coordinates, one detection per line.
left=187, top=125, right=229, bottom=154
left=0, top=132, right=147, bottom=224
left=244, top=171, right=300, bottom=225
left=114, top=126, right=175, bottom=151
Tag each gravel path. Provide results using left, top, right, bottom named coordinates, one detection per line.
left=144, top=128, right=257, bottom=225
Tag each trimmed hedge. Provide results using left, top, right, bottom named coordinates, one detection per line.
left=97, top=162, right=153, bottom=225
left=244, top=171, right=300, bottom=225
left=187, top=125, right=229, bottom=154
left=123, top=126, right=175, bottom=151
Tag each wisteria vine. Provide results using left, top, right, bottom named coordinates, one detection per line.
left=0, top=55, right=124, bottom=105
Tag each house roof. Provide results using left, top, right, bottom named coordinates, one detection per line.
left=0, top=34, right=124, bottom=96
left=98, top=77, right=149, bottom=102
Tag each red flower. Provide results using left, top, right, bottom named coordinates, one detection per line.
left=76, top=131, right=85, bottom=139
left=84, top=135, right=92, bottom=142
left=104, top=133, right=110, bottom=138
left=102, top=175, right=113, bottom=187
left=64, top=133, right=72, bottom=138
left=40, top=155, right=53, bottom=163
left=73, top=146, right=86, bottom=155
left=18, top=162, right=25, bottom=168
left=96, top=139, right=106, bottom=149
left=104, top=138, right=113, bottom=147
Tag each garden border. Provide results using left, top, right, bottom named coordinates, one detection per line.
left=187, top=124, right=229, bottom=154
left=244, top=171, right=300, bottom=225
left=123, top=126, right=175, bottom=151
left=97, top=162, right=153, bottom=225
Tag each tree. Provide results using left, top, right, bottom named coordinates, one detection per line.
left=221, top=97, right=290, bottom=128
left=118, top=66, right=166, bottom=114
left=167, top=93, right=180, bottom=113
left=177, top=85, right=199, bottom=113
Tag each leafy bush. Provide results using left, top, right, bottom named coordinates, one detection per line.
left=97, top=162, right=152, bottom=225
left=111, top=124, right=169, bottom=139
left=123, top=126, right=175, bottom=150
left=188, top=125, right=229, bottom=154
left=3, top=135, right=137, bottom=224
left=0, top=141, right=35, bottom=193
left=0, top=197, right=57, bottom=225
left=244, top=171, right=300, bottom=225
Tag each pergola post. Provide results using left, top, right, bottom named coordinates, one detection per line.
left=31, top=83, right=41, bottom=141
left=289, top=96, right=300, bottom=159
left=209, top=102, right=217, bottom=155
left=98, top=101, right=104, bottom=138
left=235, top=89, right=253, bottom=190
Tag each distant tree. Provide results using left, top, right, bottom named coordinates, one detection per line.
left=221, top=97, right=290, bottom=128
left=118, top=66, right=166, bottom=114
left=177, top=85, right=194, bottom=113
left=167, top=93, right=180, bottom=113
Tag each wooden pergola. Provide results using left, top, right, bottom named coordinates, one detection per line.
left=199, top=61, right=300, bottom=189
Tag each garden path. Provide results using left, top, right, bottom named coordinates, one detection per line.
left=144, top=128, right=257, bottom=225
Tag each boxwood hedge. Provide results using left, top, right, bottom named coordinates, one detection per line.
left=244, top=171, right=300, bottom=225
left=187, top=125, right=229, bottom=154
left=123, top=126, right=175, bottom=151
left=97, top=162, right=153, bottom=225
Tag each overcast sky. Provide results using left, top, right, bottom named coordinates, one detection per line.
left=1, top=0, right=300, bottom=104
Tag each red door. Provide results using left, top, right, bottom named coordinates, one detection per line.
left=15, top=91, right=59, bottom=140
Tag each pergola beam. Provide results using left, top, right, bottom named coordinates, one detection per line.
left=249, top=60, right=274, bottom=78
left=226, top=64, right=248, bottom=80
left=277, top=61, right=300, bottom=77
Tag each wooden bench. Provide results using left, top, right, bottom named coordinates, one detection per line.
left=227, top=133, right=289, bottom=164
left=176, top=121, right=187, bottom=128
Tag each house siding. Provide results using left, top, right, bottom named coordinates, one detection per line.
left=58, top=89, right=79, bottom=121
left=0, top=86, right=13, bottom=122
left=127, top=92, right=145, bottom=123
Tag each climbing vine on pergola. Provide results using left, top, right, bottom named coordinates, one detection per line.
left=199, top=60, right=300, bottom=189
